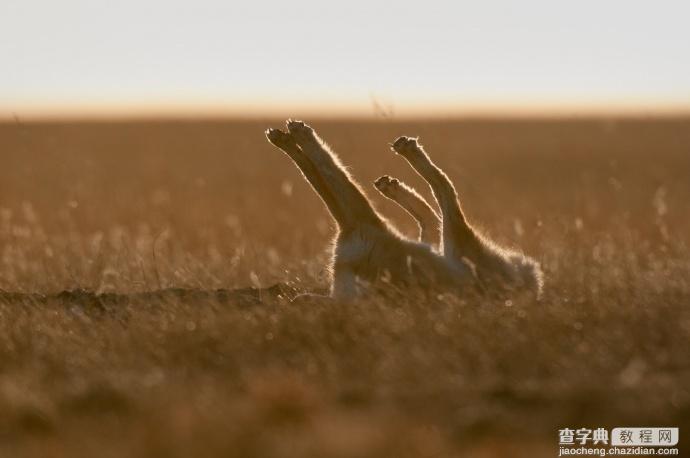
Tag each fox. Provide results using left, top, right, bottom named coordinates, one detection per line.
left=265, top=120, right=542, bottom=301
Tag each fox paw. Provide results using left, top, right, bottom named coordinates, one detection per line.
left=391, top=136, right=424, bottom=158
left=286, top=119, right=317, bottom=144
left=374, top=175, right=402, bottom=195
left=265, top=128, right=298, bottom=150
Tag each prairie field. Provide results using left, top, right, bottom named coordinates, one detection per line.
left=0, top=118, right=689, bottom=457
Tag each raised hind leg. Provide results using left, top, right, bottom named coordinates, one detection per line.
left=266, top=127, right=352, bottom=228
left=286, top=120, right=386, bottom=231
left=266, top=121, right=387, bottom=300
left=374, top=175, right=440, bottom=247
left=391, top=136, right=482, bottom=261
left=392, top=137, right=545, bottom=297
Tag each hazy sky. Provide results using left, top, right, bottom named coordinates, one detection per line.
left=2, top=0, right=689, bottom=117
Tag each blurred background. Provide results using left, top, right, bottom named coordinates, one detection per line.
left=2, top=0, right=690, bottom=119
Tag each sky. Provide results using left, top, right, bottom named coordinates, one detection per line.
left=1, top=0, right=689, bottom=118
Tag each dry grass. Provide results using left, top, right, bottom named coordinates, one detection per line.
left=0, top=118, right=689, bottom=457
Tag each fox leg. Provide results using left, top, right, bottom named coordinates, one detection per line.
left=374, top=175, right=440, bottom=247
left=266, top=127, right=354, bottom=227
left=285, top=120, right=385, bottom=231
left=391, top=136, right=481, bottom=260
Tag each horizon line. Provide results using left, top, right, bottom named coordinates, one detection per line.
left=3, top=99, right=690, bottom=122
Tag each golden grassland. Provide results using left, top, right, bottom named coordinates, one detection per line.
left=0, top=118, right=689, bottom=457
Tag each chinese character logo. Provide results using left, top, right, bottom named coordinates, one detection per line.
left=619, top=429, right=634, bottom=444
left=592, top=428, right=609, bottom=444
left=559, top=428, right=574, bottom=445
left=659, top=429, right=672, bottom=443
